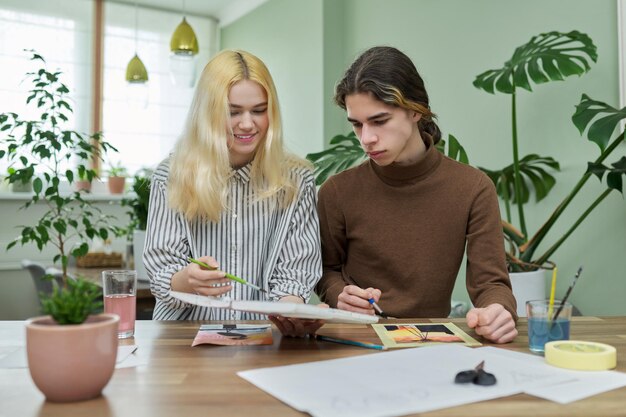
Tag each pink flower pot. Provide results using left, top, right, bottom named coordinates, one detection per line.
left=75, top=180, right=91, bottom=192
left=107, top=176, right=126, bottom=194
left=26, top=313, right=119, bottom=402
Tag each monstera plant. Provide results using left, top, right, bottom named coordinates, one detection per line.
left=474, top=30, right=626, bottom=271
left=307, top=131, right=468, bottom=186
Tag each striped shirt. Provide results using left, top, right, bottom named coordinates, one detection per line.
left=144, top=158, right=322, bottom=320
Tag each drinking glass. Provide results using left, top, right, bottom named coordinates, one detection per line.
left=526, top=299, right=572, bottom=354
left=102, top=270, right=137, bottom=339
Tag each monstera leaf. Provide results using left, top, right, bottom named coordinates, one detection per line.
left=587, top=157, right=626, bottom=193
left=307, top=132, right=470, bottom=185
left=480, top=154, right=560, bottom=204
left=474, top=31, right=597, bottom=94
left=436, top=134, right=469, bottom=164
left=519, top=94, right=626, bottom=266
left=572, top=94, right=626, bottom=151
left=306, top=132, right=366, bottom=186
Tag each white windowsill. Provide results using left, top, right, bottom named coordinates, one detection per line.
left=0, top=191, right=132, bottom=202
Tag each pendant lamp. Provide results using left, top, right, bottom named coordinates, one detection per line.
left=126, top=54, right=148, bottom=83
left=126, top=1, right=148, bottom=84
left=126, top=1, right=149, bottom=109
left=170, top=16, right=199, bottom=57
left=169, top=0, right=198, bottom=87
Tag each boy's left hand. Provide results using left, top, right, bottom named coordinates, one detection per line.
left=466, top=303, right=517, bottom=344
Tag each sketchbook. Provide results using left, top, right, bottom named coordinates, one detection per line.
left=170, top=291, right=379, bottom=324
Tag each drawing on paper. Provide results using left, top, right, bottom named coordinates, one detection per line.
left=372, top=322, right=481, bottom=348
left=192, top=324, right=273, bottom=346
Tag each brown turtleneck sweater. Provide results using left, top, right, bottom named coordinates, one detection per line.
left=315, top=139, right=517, bottom=320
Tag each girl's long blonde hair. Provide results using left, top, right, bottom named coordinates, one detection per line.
left=168, top=50, right=309, bottom=222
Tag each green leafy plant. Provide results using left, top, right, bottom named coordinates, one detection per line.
left=6, top=166, right=33, bottom=191
left=0, top=52, right=119, bottom=323
left=41, top=277, right=103, bottom=324
left=306, top=131, right=469, bottom=186
left=474, top=31, right=625, bottom=271
left=119, top=172, right=151, bottom=238
left=106, top=161, right=128, bottom=178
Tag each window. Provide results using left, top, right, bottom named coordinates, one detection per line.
left=102, top=2, right=217, bottom=176
left=0, top=0, right=93, bottom=176
left=0, top=0, right=218, bottom=180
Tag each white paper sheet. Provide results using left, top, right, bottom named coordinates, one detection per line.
left=238, top=344, right=626, bottom=417
left=481, top=346, right=626, bottom=403
left=238, top=344, right=577, bottom=417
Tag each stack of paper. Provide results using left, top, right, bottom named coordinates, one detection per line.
left=238, top=344, right=626, bottom=417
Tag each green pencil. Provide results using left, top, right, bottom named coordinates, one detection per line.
left=187, top=257, right=267, bottom=294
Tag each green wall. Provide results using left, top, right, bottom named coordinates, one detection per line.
left=221, top=0, right=325, bottom=157
left=322, top=0, right=349, bottom=143
left=222, top=0, right=625, bottom=315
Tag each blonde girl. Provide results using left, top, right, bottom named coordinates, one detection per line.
left=145, top=50, right=323, bottom=337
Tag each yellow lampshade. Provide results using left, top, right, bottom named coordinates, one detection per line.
left=126, top=54, right=148, bottom=83
left=170, top=17, right=199, bottom=56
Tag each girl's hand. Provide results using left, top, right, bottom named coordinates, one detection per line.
left=269, top=297, right=327, bottom=337
left=176, top=256, right=232, bottom=296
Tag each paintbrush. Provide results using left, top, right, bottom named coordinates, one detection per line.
left=552, top=266, right=583, bottom=322
left=340, top=266, right=389, bottom=318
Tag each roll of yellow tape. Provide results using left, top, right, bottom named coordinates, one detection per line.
left=545, top=340, right=616, bottom=371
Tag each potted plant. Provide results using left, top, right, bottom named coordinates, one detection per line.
left=121, top=172, right=151, bottom=280
left=106, top=161, right=128, bottom=194
left=0, top=52, right=121, bottom=402
left=473, top=30, right=625, bottom=312
left=75, top=163, right=95, bottom=192
left=6, top=166, right=33, bottom=192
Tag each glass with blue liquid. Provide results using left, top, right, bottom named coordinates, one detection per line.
left=526, top=299, right=572, bottom=354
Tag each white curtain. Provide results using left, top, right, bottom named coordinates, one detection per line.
left=0, top=0, right=93, bottom=176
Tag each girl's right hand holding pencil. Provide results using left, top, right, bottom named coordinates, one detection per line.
left=172, top=256, right=233, bottom=297
left=337, top=285, right=382, bottom=316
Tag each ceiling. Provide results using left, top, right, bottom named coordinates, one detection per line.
left=107, top=0, right=267, bottom=26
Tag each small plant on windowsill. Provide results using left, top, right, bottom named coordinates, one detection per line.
left=106, top=161, right=128, bottom=194
left=6, top=166, right=33, bottom=192
left=75, top=164, right=97, bottom=193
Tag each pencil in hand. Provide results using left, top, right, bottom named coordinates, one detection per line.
left=188, top=257, right=267, bottom=294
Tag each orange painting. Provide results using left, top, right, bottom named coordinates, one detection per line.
left=385, top=324, right=463, bottom=344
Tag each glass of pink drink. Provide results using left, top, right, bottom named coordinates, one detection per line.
left=102, top=270, right=137, bottom=339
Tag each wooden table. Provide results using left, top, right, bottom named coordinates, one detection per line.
left=1, top=317, right=625, bottom=417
